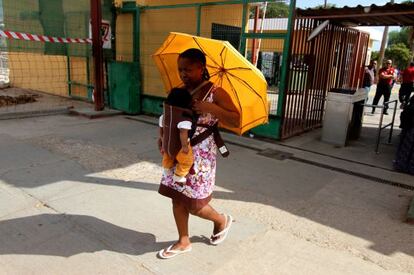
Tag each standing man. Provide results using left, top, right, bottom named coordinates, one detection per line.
left=398, top=62, right=414, bottom=109
left=372, top=59, right=395, bottom=115
left=362, top=60, right=377, bottom=102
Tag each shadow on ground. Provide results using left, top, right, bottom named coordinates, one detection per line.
left=0, top=115, right=412, bottom=260
left=0, top=213, right=209, bottom=257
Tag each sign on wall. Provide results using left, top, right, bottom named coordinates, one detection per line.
left=89, top=19, right=111, bottom=49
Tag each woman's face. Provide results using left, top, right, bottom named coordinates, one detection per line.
left=178, top=57, right=204, bottom=88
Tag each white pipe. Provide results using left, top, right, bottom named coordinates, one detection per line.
left=254, top=1, right=267, bottom=66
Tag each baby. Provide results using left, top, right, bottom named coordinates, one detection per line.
left=159, top=88, right=194, bottom=183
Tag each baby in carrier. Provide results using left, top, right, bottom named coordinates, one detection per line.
left=159, top=88, right=194, bottom=183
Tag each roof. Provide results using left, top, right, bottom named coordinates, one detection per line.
left=247, top=18, right=379, bottom=42
left=248, top=18, right=288, bottom=31
left=296, top=2, right=414, bottom=27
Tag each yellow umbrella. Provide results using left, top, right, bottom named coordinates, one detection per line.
left=152, top=32, right=268, bottom=135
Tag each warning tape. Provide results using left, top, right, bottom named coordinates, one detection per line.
left=0, top=30, right=100, bottom=44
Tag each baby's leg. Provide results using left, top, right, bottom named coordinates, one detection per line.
left=173, top=148, right=193, bottom=183
left=162, top=153, right=175, bottom=170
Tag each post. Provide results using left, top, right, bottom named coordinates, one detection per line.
left=389, top=100, right=397, bottom=144
left=196, top=5, right=202, bottom=36
left=376, top=109, right=384, bottom=154
left=251, top=5, right=259, bottom=65
left=239, top=0, right=248, bottom=55
left=378, top=0, right=394, bottom=67
left=91, top=0, right=104, bottom=111
left=255, top=1, right=267, bottom=67
left=278, top=0, right=296, bottom=120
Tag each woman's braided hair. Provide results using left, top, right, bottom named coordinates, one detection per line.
left=179, top=48, right=210, bottom=80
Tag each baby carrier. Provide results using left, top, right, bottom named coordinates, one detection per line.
left=162, top=82, right=229, bottom=158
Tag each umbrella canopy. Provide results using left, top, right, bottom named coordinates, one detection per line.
left=152, top=32, right=268, bottom=135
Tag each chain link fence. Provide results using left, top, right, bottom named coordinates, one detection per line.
left=0, top=0, right=112, bottom=117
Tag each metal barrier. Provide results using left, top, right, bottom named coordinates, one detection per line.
left=363, top=100, right=398, bottom=153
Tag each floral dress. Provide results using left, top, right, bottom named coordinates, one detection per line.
left=158, top=87, right=218, bottom=211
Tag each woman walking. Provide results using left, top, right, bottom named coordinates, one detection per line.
left=157, top=48, right=240, bottom=259
left=394, top=95, right=414, bottom=174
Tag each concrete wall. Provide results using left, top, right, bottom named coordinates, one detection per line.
left=137, top=2, right=243, bottom=98
left=116, top=13, right=134, bottom=62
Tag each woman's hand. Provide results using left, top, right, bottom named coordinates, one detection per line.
left=193, top=100, right=216, bottom=115
left=157, top=137, right=164, bottom=155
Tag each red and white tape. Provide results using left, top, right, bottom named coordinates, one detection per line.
left=0, top=30, right=96, bottom=44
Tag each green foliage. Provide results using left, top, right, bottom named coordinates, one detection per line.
left=385, top=43, right=412, bottom=69
left=249, top=2, right=289, bottom=19
left=265, top=2, right=289, bottom=18
left=371, top=51, right=379, bottom=62
left=388, top=28, right=410, bottom=48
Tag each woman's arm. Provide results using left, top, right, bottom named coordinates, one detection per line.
left=193, top=87, right=240, bottom=128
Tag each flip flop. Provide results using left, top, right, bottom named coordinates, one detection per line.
left=158, top=244, right=192, bottom=259
left=210, top=214, right=233, bottom=245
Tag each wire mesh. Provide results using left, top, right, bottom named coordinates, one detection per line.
left=139, top=0, right=290, bottom=117
left=140, top=7, right=197, bottom=98
left=0, top=0, right=112, bottom=116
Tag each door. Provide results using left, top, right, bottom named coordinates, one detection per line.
left=243, top=36, right=287, bottom=139
left=108, top=61, right=140, bottom=114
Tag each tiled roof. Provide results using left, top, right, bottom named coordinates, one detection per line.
left=296, top=2, right=414, bottom=26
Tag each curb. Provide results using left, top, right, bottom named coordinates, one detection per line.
left=0, top=107, right=72, bottom=120
left=69, top=108, right=124, bottom=119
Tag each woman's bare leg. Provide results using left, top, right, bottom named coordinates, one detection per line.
left=161, top=200, right=192, bottom=256
left=191, top=204, right=227, bottom=236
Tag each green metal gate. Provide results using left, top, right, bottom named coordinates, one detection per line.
left=114, top=0, right=295, bottom=139
left=108, top=61, right=140, bottom=114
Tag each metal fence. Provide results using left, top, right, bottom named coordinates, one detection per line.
left=281, top=18, right=369, bottom=139
left=0, top=0, right=113, bottom=117
left=114, top=0, right=292, bottom=139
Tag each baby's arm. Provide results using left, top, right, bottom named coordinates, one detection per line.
left=158, top=115, right=164, bottom=154
left=179, top=129, right=190, bottom=154
left=177, top=119, right=192, bottom=154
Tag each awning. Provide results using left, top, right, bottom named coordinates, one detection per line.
left=296, top=2, right=414, bottom=27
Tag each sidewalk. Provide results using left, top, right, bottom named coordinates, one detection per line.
left=0, top=114, right=413, bottom=274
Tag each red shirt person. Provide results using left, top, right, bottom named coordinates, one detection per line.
left=372, top=60, right=395, bottom=115
left=398, top=62, right=414, bottom=108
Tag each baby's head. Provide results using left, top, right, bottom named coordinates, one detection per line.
left=166, top=88, right=192, bottom=109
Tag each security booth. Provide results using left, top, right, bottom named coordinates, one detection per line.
left=322, top=88, right=366, bottom=146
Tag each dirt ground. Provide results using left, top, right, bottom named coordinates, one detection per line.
left=0, top=87, right=90, bottom=114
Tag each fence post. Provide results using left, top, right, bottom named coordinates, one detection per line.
left=388, top=100, right=398, bottom=144
left=239, top=0, right=248, bottom=54
left=278, top=0, right=296, bottom=138
left=91, top=0, right=104, bottom=111
left=196, top=5, right=202, bottom=36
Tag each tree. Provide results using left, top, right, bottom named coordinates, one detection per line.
left=265, top=2, right=289, bottom=18
left=371, top=51, right=380, bottom=62
left=384, top=43, right=412, bottom=69
left=388, top=28, right=410, bottom=48
left=249, top=2, right=289, bottom=19
left=401, top=0, right=414, bottom=61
